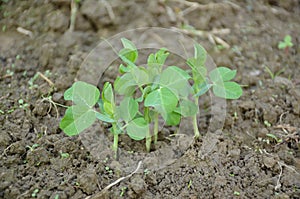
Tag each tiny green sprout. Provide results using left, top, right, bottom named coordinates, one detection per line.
left=6, top=69, right=14, bottom=76
left=59, top=38, right=243, bottom=157
left=264, top=65, right=285, bottom=80
left=234, top=191, right=240, bottom=196
left=16, top=54, right=21, bottom=60
left=2, top=25, right=6, bottom=32
left=18, top=99, right=29, bottom=109
left=229, top=173, right=235, bottom=177
left=264, top=120, right=272, bottom=127
left=60, top=152, right=70, bottom=158
left=105, top=166, right=113, bottom=174
left=120, top=187, right=127, bottom=197
left=31, top=188, right=39, bottom=198
left=144, top=169, right=150, bottom=175
left=26, top=143, right=39, bottom=152
left=188, top=179, right=192, bottom=189
left=28, top=73, right=39, bottom=89
left=54, top=194, right=60, bottom=199
left=278, top=35, right=293, bottom=50
left=0, top=110, right=4, bottom=114
left=266, top=133, right=282, bottom=143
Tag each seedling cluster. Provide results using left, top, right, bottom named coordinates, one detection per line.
left=60, top=38, right=242, bottom=157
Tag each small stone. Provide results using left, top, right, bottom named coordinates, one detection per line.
left=129, top=176, right=145, bottom=196
left=77, top=170, right=98, bottom=194
left=263, top=156, right=277, bottom=168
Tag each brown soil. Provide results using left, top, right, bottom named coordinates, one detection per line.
left=1, top=0, right=300, bottom=198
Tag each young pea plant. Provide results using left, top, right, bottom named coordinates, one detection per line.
left=187, top=44, right=243, bottom=138
left=278, top=35, right=293, bottom=54
left=115, top=38, right=196, bottom=152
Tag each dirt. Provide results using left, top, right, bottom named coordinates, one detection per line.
left=0, top=0, right=300, bottom=198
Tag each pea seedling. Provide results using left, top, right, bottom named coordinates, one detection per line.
left=187, top=44, right=243, bottom=137
left=278, top=35, right=293, bottom=54
left=59, top=38, right=243, bottom=157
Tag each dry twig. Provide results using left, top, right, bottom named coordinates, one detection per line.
left=172, top=27, right=231, bottom=48
left=86, top=161, right=142, bottom=199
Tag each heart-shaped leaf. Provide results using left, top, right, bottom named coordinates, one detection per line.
left=60, top=105, right=96, bottom=136
left=126, top=117, right=149, bottom=140
left=165, top=111, right=181, bottom=125
left=64, top=81, right=100, bottom=107
left=159, top=66, right=191, bottom=97
left=209, top=67, right=237, bottom=83
left=117, top=97, right=138, bottom=122
left=174, top=99, right=198, bottom=117
left=114, top=73, right=137, bottom=95
left=212, top=81, right=243, bottom=99
left=144, top=87, right=178, bottom=118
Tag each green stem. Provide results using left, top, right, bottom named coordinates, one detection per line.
left=144, top=107, right=151, bottom=152
left=112, top=123, right=118, bottom=159
left=153, top=112, right=159, bottom=144
left=146, top=126, right=151, bottom=152
left=193, top=97, right=200, bottom=138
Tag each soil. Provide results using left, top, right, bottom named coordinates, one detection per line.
left=1, top=0, right=300, bottom=199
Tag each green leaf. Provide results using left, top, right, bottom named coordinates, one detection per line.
left=119, top=64, right=130, bottom=74
left=174, top=99, right=198, bottom=117
left=144, top=87, right=178, bottom=118
left=136, top=86, right=152, bottom=102
left=64, top=81, right=100, bottom=107
left=131, top=67, right=149, bottom=87
left=95, top=112, right=115, bottom=123
left=278, top=42, right=286, bottom=49
left=114, top=74, right=136, bottom=95
left=126, top=117, right=148, bottom=140
left=194, top=43, right=207, bottom=66
left=117, top=97, right=138, bottom=122
left=60, top=105, right=96, bottom=136
left=209, top=67, right=237, bottom=83
left=195, top=80, right=212, bottom=97
left=103, top=102, right=113, bottom=115
left=165, top=111, right=181, bottom=125
left=159, top=66, right=191, bottom=97
left=191, top=65, right=207, bottom=86
left=119, top=48, right=138, bottom=66
left=121, top=38, right=137, bottom=51
left=212, top=81, right=243, bottom=99
left=102, top=82, right=114, bottom=104
left=119, top=38, right=138, bottom=64
left=284, top=35, right=292, bottom=43
left=147, top=48, right=169, bottom=67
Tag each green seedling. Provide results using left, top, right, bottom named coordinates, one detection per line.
left=266, top=133, right=282, bottom=143
left=234, top=191, right=240, bottom=196
left=187, top=44, right=243, bottom=138
left=105, top=166, right=113, bottom=174
left=264, top=65, right=285, bottom=80
left=264, top=120, right=271, bottom=127
left=120, top=186, right=127, bottom=197
left=188, top=179, right=192, bottom=189
left=60, top=38, right=243, bottom=157
left=278, top=35, right=293, bottom=54
left=31, top=188, right=39, bottom=198
left=60, top=152, right=70, bottom=158
left=26, top=143, right=39, bottom=152
left=18, top=99, right=29, bottom=109
left=144, top=169, right=150, bottom=175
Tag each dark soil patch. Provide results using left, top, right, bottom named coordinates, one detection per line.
left=1, top=0, right=300, bottom=198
